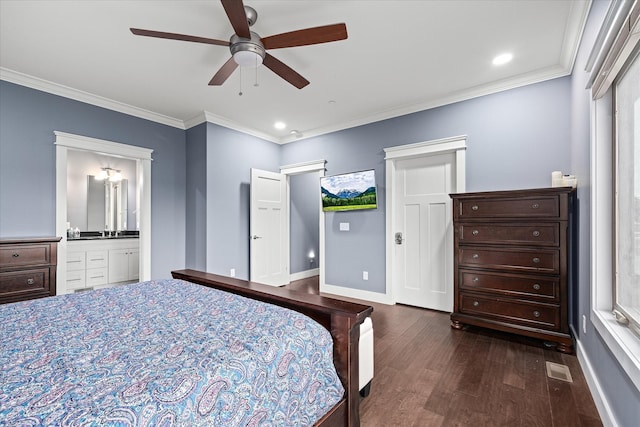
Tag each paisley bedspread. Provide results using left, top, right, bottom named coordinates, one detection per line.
left=0, top=279, right=344, bottom=426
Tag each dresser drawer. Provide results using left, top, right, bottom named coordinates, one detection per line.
left=458, top=223, right=560, bottom=246
left=0, top=244, right=50, bottom=268
left=460, top=269, right=558, bottom=301
left=457, top=196, right=560, bottom=219
left=460, top=293, right=560, bottom=330
left=86, top=250, right=108, bottom=269
left=459, top=247, right=559, bottom=273
left=0, top=268, right=50, bottom=294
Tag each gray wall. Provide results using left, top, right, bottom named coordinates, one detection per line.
left=185, top=123, right=207, bottom=271
left=290, top=173, right=320, bottom=273
left=569, top=1, right=640, bottom=425
left=0, top=80, right=186, bottom=279
left=281, top=76, right=572, bottom=293
left=204, top=122, right=280, bottom=279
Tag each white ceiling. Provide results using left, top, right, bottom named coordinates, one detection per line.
left=0, top=0, right=591, bottom=143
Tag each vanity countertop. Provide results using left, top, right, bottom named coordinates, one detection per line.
left=68, top=236, right=139, bottom=241
left=68, top=231, right=139, bottom=241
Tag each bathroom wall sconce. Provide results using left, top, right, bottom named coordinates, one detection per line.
left=95, top=167, right=123, bottom=182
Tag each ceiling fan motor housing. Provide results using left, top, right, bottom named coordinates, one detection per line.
left=230, top=32, right=265, bottom=66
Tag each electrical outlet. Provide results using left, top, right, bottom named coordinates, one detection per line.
left=582, top=314, right=587, bottom=334
left=230, top=268, right=236, bottom=277
left=363, top=271, right=368, bottom=280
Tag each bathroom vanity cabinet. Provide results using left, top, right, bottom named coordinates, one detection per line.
left=67, top=238, right=139, bottom=291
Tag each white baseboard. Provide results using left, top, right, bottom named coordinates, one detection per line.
left=321, top=282, right=393, bottom=305
left=289, top=268, right=319, bottom=282
left=574, top=333, right=617, bottom=427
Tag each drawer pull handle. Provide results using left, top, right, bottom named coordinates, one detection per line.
left=473, top=277, right=479, bottom=283
left=472, top=230, right=479, bottom=236
left=532, top=257, right=540, bottom=263
left=533, top=283, right=541, bottom=290
left=68, top=260, right=82, bottom=263
left=90, top=275, right=104, bottom=279
left=12, top=253, right=20, bottom=258
left=471, top=205, right=479, bottom=211
left=68, top=278, right=81, bottom=282
left=472, top=254, right=479, bottom=259
left=532, top=230, right=540, bottom=237
left=532, top=203, right=540, bottom=209
left=473, top=301, right=480, bottom=307
left=533, top=311, right=541, bottom=318
left=26, top=278, right=35, bottom=285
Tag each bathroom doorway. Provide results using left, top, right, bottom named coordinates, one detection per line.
left=55, top=131, right=153, bottom=294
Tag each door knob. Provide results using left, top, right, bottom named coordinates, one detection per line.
left=395, top=232, right=403, bottom=245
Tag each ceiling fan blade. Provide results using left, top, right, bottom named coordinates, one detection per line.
left=221, top=0, right=250, bottom=39
left=130, top=28, right=229, bottom=46
left=263, top=53, right=309, bottom=89
left=261, top=23, right=347, bottom=49
left=209, top=57, right=238, bottom=85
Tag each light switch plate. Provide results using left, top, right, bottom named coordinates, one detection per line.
left=340, top=222, right=350, bottom=231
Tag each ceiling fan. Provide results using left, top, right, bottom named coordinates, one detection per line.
left=130, top=0, right=348, bottom=89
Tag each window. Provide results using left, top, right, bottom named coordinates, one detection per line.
left=614, top=48, right=640, bottom=335
left=590, top=0, right=640, bottom=392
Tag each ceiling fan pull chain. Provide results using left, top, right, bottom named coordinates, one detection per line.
left=238, top=67, right=243, bottom=96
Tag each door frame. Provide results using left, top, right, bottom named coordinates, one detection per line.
left=55, top=131, right=153, bottom=294
left=384, top=136, right=467, bottom=303
left=280, top=160, right=326, bottom=286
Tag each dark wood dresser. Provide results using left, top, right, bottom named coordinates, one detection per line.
left=449, top=187, right=575, bottom=353
left=0, top=237, right=61, bottom=304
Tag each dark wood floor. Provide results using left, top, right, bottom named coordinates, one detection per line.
left=286, top=276, right=602, bottom=427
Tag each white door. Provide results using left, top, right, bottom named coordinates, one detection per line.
left=393, top=153, right=455, bottom=311
left=250, top=168, right=289, bottom=286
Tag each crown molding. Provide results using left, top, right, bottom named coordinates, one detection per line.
left=0, top=67, right=185, bottom=130
left=184, top=111, right=280, bottom=144
left=280, top=64, right=572, bottom=144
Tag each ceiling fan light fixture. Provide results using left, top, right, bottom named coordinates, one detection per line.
left=233, top=50, right=263, bottom=67
left=230, top=32, right=265, bottom=68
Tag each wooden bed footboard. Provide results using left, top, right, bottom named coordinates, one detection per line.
left=171, top=269, right=373, bottom=426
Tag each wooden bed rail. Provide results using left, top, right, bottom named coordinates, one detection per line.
left=171, top=269, right=373, bottom=426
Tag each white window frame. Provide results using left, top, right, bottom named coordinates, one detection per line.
left=591, top=90, right=640, bottom=392
left=590, top=0, right=640, bottom=392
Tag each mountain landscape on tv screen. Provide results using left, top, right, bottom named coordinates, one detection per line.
left=321, top=186, right=377, bottom=211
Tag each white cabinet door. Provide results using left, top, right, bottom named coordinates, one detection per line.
left=128, top=249, right=139, bottom=281
left=108, top=249, right=129, bottom=283
left=109, top=248, right=139, bottom=284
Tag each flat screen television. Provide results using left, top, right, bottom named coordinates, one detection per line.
left=321, top=169, right=377, bottom=212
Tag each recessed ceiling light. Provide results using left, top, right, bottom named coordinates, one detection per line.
left=274, top=121, right=286, bottom=130
left=492, top=53, right=513, bottom=66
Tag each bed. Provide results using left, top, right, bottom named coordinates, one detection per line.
left=0, top=269, right=372, bottom=426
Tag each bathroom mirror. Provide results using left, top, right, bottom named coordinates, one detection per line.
left=87, top=175, right=128, bottom=231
